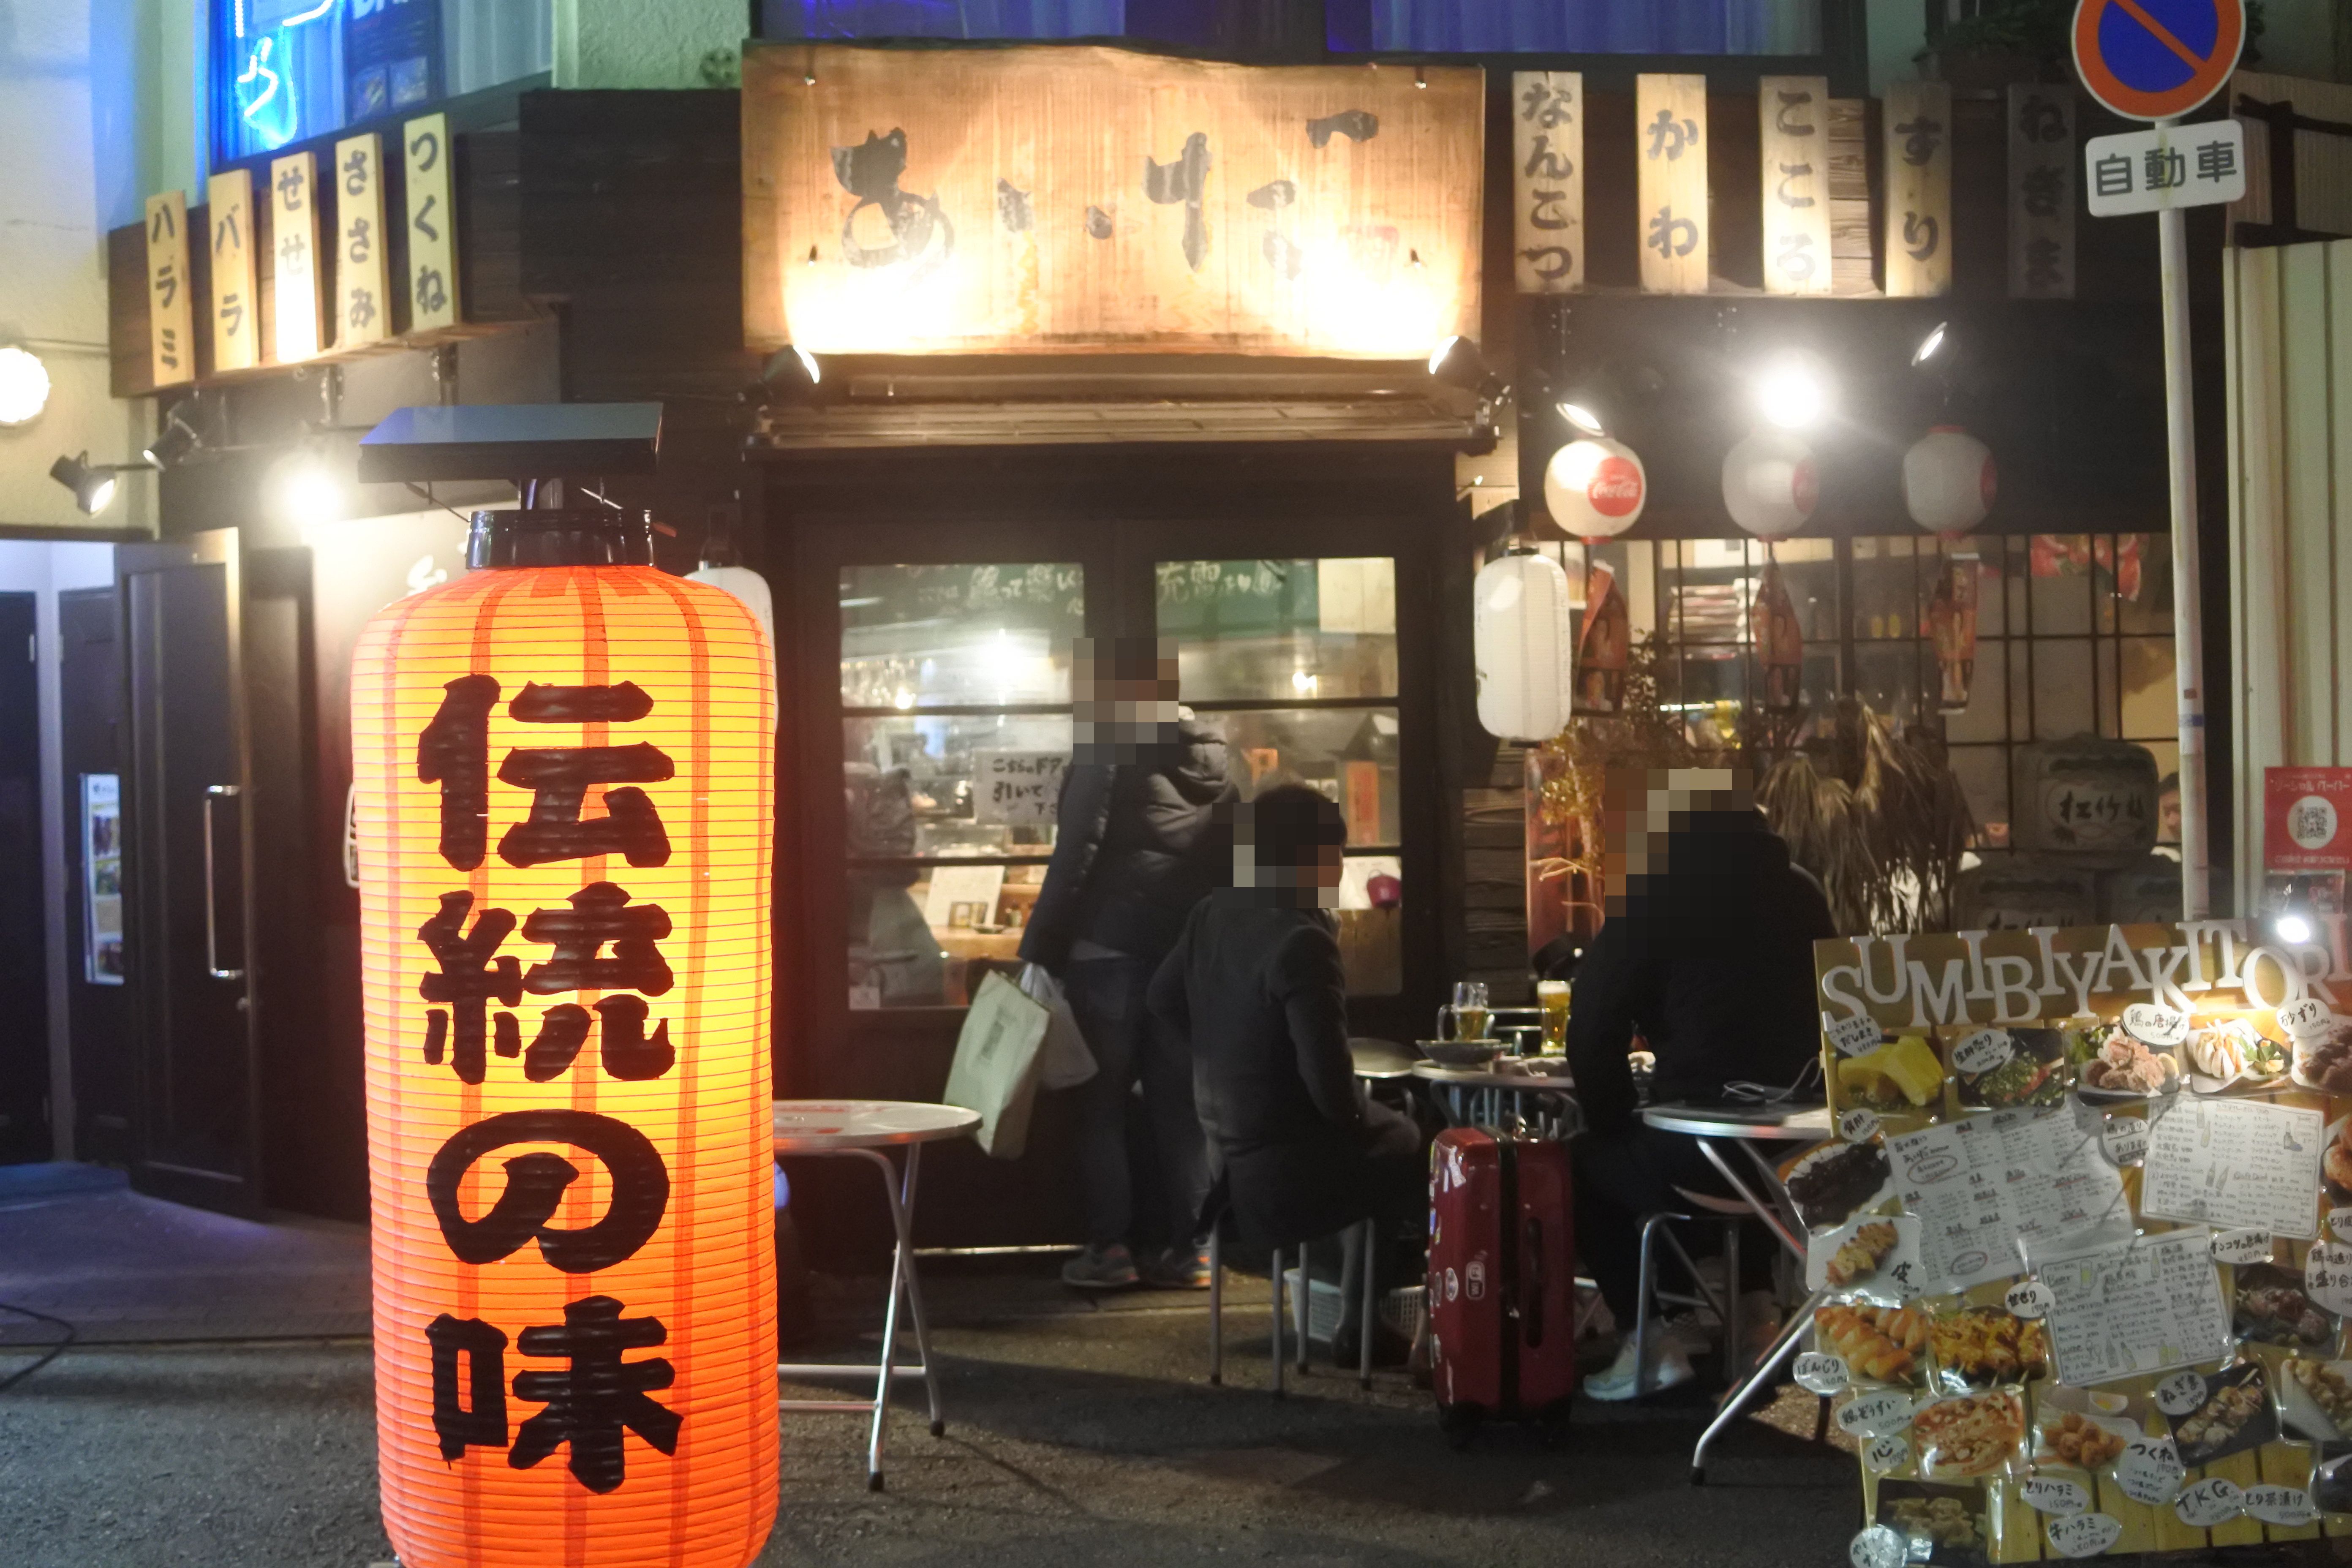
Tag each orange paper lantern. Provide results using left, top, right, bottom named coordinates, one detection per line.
left=351, top=510, right=777, bottom=1568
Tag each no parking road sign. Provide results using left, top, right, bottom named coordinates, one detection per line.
left=2072, top=0, right=2245, bottom=122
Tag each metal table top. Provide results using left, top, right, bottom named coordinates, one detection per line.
left=773, top=1100, right=982, bottom=1153
left=1640, top=1101, right=1833, bottom=1141
left=1410, top=1061, right=1576, bottom=1092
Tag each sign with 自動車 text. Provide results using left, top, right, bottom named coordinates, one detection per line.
left=2085, top=120, right=2247, bottom=217
left=973, top=751, right=1068, bottom=828
left=741, top=44, right=1482, bottom=357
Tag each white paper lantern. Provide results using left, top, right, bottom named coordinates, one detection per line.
left=1720, top=427, right=1819, bottom=539
left=1473, top=548, right=1575, bottom=742
left=1903, top=425, right=1997, bottom=536
left=1543, top=436, right=1646, bottom=540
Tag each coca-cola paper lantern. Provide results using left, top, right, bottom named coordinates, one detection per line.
left=1543, top=436, right=1646, bottom=540
left=1903, top=425, right=1997, bottom=536
left=352, top=508, right=778, bottom=1568
left=1473, top=548, right=1574, bottom=742
left=1720, top=427, right=1819, bottom=540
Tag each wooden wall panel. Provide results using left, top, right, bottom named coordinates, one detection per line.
left=744, top=44, right=1482, bottom=356
left=1828, top=97, right=1876, bottom=296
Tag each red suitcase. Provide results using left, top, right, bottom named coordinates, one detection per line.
left=1426, top=1127, right=1577, bottom=1443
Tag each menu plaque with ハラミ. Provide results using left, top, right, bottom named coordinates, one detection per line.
left=2139, top=1096, right=2323, bottom=1239
left=2039, top=1229, right=2234, bottom=1386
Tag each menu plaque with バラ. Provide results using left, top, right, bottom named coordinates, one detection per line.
left=2138, top=1096, right=2322, bottom=1239
left=1887, top=1106, right=2131, bottom=1293
left=2040, top=1230, right=2234, bottom=1386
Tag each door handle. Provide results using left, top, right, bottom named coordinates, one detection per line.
left=203, top=784, right=244, bottom=982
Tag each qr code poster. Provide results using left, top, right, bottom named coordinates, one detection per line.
left=2267, top=768, right=2352, bottom=874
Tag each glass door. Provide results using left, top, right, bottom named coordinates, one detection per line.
left=1153, top=556, right=1405, bottom=996
left=838, top=561, right=1086, bottom=1011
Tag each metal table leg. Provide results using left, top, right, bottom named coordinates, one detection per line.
left=774, top=1142, right=943, bottom=1493
left=1690, top=1287, right=1824, bottom=1484
left=1293, top=1238, right=1311, bottom=1375
left=1694, top=1138, right=1806, bottom=1260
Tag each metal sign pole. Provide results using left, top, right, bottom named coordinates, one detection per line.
left=2155, top=115, right=2210, bottom=920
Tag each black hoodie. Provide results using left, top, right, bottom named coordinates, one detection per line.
left=1019, top=718, right=1238, bottom=971
left=1565, top=807, right=1835, bottom=1137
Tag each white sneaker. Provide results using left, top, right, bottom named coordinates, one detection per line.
left=1584, top=1334, right=1695, bottom=1402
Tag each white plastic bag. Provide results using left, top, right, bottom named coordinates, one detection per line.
left=1021, top=963, right=1098, bottom=1091
left=943, top=972, right=1051, bottom=1158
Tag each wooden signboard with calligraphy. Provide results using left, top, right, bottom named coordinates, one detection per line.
left=402, top=113, right=460, bottom=334
left=1635, top=74, right=1708, bottom=294
left=1511, top=71, right=1582, bottom=295
left=334, top=133, right=391, bottom=348
left=742, top=44, right=1482, bottom=357
left=207, top=170, right=259, bottom=372
left=144, top=192, right=193, bottom=388
left=2007, top=82, right=2076, bottom=300
left=1759, top=76, right=1832, bottom=297
left=269, top=151, right=322, bottom=363
left=1883, top=81, right=1952, bottom=298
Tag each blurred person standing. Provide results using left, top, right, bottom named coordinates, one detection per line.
left=1023, top=638, right=1236, bottom=1289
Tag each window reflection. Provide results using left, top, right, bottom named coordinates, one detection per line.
left=842, top=564, right=1082, bottom=1009
left=1160, top=558, right=1405, bottom=994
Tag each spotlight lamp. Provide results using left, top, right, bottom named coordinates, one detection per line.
left=748, top=343, right=823, bottom=405
left=48, top=451, right=129, bottom=516
left=1753, top=355, right=1831, bottom=431
left=143, top=409, right=204, bottom=468
left=1556, top=400, right=1607, bottom=438
left=1912, top=320, right=1950, bottom=369
left=1426, top=335, right=1510, bottom=404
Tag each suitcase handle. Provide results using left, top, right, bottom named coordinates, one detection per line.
left=1522, top=1215, right=1545, bottom=1348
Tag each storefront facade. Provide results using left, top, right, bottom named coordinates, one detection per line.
left=61, top=0, right=2259, bottom=1251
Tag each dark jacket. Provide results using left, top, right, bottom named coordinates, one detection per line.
left=1148, top=890, right=1368, bottom=1243
left=1018, top=718, right=1235, bottom=971
left=1566, top=807, right=1835, bottom=1137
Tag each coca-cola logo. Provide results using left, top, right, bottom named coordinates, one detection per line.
left=1979, top=455, right=1999, bottom=509
left=1791, top=456, right=1819, bottom=515
left=1589, top=455, right=1644, bottom=517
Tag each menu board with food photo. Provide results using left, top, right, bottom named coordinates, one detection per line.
left=1812, top=919, right=2352, bottom=1563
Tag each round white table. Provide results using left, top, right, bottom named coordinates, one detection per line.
left=1639, top=1100, right=1831, bottom=1484
left=773, top=1100, right=979, bottom=1492
left=1348, top=1037, right=1419, bottom=1081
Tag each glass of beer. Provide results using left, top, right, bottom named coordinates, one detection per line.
left=1537, top=980, right=1570, bottom=1052
left=1443, top=980, right=1491, bottom=1041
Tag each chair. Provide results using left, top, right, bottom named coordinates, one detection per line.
left=1623, top=1188, right=1750, bottom=1397
left=1206, top=1216, right=1379, bottom=1394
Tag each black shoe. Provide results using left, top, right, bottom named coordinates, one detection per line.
left=1330, top=1321, right=1412, bottom=1369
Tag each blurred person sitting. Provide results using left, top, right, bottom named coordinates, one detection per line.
left=1023, top=637, right=1236, bottom=1291
left=1149, top=784, right=1423, bottom=1366
left=1568, top=767, right=1834, bottom=1399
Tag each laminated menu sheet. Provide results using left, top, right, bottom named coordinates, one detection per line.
left=2138, top=1096, right=2324, bottom=1239
left=2039, top=1228, right=2235, bottom=1386
left=1887, top=1106, right=2132, bottom=1293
